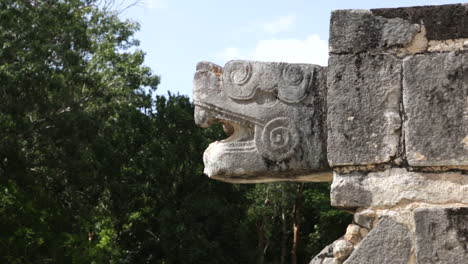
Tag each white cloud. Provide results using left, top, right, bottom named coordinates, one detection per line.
left=218, top=34, right=329, bottom=66
left=252, top=34, right=328, bottom=65
left=142, top=0, right=168, bottom=9
left=262, top=15, right=296, bottom=34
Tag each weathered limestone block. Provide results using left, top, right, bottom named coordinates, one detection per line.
left=330, top=4, right=468, bottom=54
left=372, top=4, right=468, bottom=41
left=309, top=237, right=356, bottom=264
left=333, top=239, right=354, bottom=261
left=327, top=54, right=401, bottom=166
left=344, top=224, right=362, bottom=244
left=414, top=207, right=468, bottom=264
left=329, top=9, right=420, bottom=54
left=193, top=60, right=330, bottom=183
left=343, top=217, right=412, bottom=264
left=403, top=51, right=468, bottom=166
left=331, top=168, right=468, bottom=209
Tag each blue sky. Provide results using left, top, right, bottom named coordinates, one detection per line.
left=120, top=0, right=466, bottom=97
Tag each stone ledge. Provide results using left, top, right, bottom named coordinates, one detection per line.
left=331, top=168, right=468, bottom=209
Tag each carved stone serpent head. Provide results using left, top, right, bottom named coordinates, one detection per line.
left=193, top=60, right=330, bottom=183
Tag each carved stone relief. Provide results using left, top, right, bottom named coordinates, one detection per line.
left=193, top=60, right=329, bottom=183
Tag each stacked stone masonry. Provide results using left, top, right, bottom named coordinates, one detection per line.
left=193, top=3, right=467, bottom=264
left=327, top=4, right=468, bottom=167
left=318, top=4, right=467, bottom=263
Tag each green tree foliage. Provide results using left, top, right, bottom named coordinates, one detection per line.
left=0, top=1, right=350, bottom=263
left=245, top=183, right=351, bottom=264
left=0, top=0, right=158, bottom=262
left=110, top=94, right=256, bottom=263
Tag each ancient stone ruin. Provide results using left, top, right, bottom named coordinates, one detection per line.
left=193, top=3, right=467, bottom=264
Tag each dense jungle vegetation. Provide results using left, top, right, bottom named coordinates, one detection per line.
left=0, top=1, right=351, bottom=263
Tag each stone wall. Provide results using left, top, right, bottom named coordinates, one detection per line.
left=312, top=4, right=467, bottom=264
left=193, top=3, right=467, bottom=264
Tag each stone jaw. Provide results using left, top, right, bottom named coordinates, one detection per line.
left=193, top=60, right=330, bottom=183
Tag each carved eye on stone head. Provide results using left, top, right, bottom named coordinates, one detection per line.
left=256, top=117, right=299, bottom=162
left=224, top=60, right=257, bottom=100
left=283, top=64, right=304, bottom=85
left=230, top=61, right=252, bottom=85
left=278, top=64, right=311, bottom=103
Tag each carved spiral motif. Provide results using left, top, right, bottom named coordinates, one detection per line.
left=278, top=64, right=310, bottom=103
left=224, top=61, right=311, bottom=102
left=228, top=61, right=252, bottom=85
left=224, top=61, right=257, bottom=100
left=257, top=117, right=299, bottom=161
left=283, top=64, right=304, bottom=85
